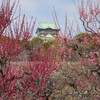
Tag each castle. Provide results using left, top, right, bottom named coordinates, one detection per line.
left=36, top=22, right=60, bottom=41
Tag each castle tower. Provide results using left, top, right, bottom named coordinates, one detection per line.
left=36, top=22, right=60, bottom=41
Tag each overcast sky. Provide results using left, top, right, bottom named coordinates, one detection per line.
left=19, top=0, right=80, bottom=34
left=1, top=0, right=84, bottom=36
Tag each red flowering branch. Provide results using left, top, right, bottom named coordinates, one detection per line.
left=78, top=0, right=100, bottom=34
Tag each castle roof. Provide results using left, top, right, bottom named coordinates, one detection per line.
left=38, top=22, right=60, bottom=30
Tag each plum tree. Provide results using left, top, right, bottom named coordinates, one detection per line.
left=0, top=0, right=59, bottom=99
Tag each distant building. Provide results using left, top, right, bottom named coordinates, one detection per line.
left=36, top=22, right=60, bottom=41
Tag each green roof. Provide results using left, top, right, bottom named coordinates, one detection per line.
left=38, top=22, right=60, bottom=30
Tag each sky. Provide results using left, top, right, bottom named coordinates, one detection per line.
left=0, top=0, right=84, bottom=36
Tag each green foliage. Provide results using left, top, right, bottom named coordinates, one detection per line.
left=0, top=35, right=9, bottom=41
left=30, top=37, right=43, bottom=45
left=74, top=33, right=90, bottom=42
left=47, top=40, right=55, bottom=45
left=25, top=37, right=43, bottom=50
left=25, top=41, right=30, bottom=49
left=43, top=39, right=57, bottom=49
left=74, top=33, right=100, bottom=51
